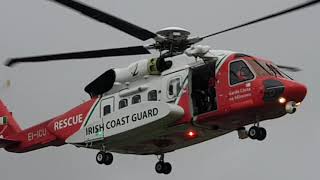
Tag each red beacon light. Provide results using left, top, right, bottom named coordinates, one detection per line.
left=186, top=130, right=198, bottom=138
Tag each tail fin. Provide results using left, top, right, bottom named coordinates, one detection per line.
left=0, top=99, right=22, bottom=139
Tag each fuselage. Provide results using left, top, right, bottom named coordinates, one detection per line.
left=4, top=50, right=307, bottom=154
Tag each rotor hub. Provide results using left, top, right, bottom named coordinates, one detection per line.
left=156, top=27, right=190, bottom=41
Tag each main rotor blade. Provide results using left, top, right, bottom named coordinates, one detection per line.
left=5, top=46, right=150, bottom=67
left=202, top=0, right=320, bottom=39
left=277, top=65, right=301, bottom=72
left=49, top=0, right=157, bottom=41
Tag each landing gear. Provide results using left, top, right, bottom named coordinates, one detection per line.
left=248, top=126, right=267, bottom=141
left=96, top=151, right=113, bottom=165
left=257, top=127, right=267, bottom=141
left=155, top=154, right=172, bottom=175
left=237, top=127, right=248, bottom=139
left=155, top=161, right=172, bottom=174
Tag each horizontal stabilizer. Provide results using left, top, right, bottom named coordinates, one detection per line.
left=0, top=138, right=19, bottom=148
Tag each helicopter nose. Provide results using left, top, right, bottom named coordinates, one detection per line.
left=262, top=79, right=307, bottom=104
left=283, top=81, right=307, bottom=103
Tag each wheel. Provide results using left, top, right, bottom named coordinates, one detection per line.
left=163, top=162, right=172, bottom=175
left=104, top=152, right=113, bottom=165
left=248, top=126, right=260, bottom=139
left=96, top=151, right=106, bottom=164
left=155, top=161, right=165, bottom=174
left=257, top=127, right=267, bottom=141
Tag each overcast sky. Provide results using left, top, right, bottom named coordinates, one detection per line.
left=0, top=0, right=319, bottom=179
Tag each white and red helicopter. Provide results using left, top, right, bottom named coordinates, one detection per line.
left=0, top=0, right=317, bottom=175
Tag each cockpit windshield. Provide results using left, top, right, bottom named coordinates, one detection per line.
left=250, top=60, right=293, bottom=80
left=276, top=67, right=293, bottom=80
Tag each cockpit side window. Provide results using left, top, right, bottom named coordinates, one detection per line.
left=230, top=60, right=254, bottom=85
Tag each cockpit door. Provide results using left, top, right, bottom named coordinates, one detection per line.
left=82, top=97, right=115, bottom=142
left=100, top=97, right=114, bottom=118
left=99, top=97, right=114, bottom=138
left=227, top=60, right=255, bottom=106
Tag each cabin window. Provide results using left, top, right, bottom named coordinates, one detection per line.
left=103, top=105, right=111, bottom=116
left=100, top=97, right=114, bottom=117
left=168, top=77, right=181, bottom=98
left=230, top=60, right=254, bottom=85
left=119, top=99, right=128, bottom=109
left=132, top=95, right=141, bottom=104
left=148, top=90, right=157, bottom=101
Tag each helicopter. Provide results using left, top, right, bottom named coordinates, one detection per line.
left=0, top=0, right=317, bottom=175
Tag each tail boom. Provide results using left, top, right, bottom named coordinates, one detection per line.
left=0, top=97, right=99, bottom=153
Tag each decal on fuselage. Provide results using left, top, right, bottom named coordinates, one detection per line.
left=85, top=108, right=158, bottom=136
left=228, top=84, right=252, bottom=101
left=27, top=128, right=47, bottom=141
left=54, top=114, right=83, bottom=131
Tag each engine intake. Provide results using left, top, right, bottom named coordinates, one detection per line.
left=84, top=58, right=172, bottom=97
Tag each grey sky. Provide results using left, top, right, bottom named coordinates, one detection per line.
left=0, top=0, right=319, bottom=179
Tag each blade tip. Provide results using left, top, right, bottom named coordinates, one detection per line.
left=4, top=59, right=15, bottom=67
